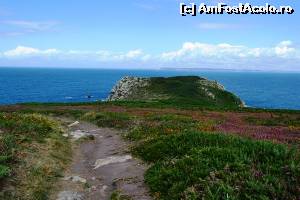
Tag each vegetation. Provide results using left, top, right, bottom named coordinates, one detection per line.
left=245, top=114, right=300, bottom=127
left=134, top=132, right=300, bottom=199
left=1, top=104, right=300, bottom=199
left=110, top=190, right=133, bottom=200
left=68, top=109, right=300, bottom=199
left=127, top=114, right=207, bottom=141
left=146, top=76, right=243, bottom=108
left=0, top=112, right=71, bottom=199
left=0, top=76, right=299, bottom=199
left=81, top=111, right=133, bottom=129
left=108, top=76, right=244, bottom=109
left=18, top=99, right=300, bottom=114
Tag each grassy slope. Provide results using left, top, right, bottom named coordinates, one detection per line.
left=0, top=112, right=71, bottom=199
left=147, top=76, right=243, bottom=108
left=113, top=76, right=243, bottom=109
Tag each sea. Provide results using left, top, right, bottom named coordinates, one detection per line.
left=0, top=67, right=300, bottom=110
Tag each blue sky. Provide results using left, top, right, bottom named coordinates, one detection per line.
left=0, top=0, right=299, bottom=71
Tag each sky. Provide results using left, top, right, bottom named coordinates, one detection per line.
left=0, top=0, right=299, bottom=71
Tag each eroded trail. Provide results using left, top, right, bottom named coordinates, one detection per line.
left=54, top=118, right=151, bottom=200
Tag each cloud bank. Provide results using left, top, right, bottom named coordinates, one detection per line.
left=0, top=41, right=299, bottom=71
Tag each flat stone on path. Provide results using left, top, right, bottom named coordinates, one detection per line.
left=70, top=130, right=94, bottom=140
left=57, top=191, right=84, bottom=200
left=93, top=155, right=132, bottom=169
left=68, top=121, right=80, bottom=127
left=63, top=176, right=87, bottom=184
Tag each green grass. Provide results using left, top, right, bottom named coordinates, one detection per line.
left=14, top=99, right=300, bottom=114
left=110, top=190, right=133, bottom=200
left=113, top=76, right=243, bottom=109
left=126, top=114, right=203, bottom=141
left=134, top=132, right=300, bottom=200
left=126, top=113, right=221, bottom=141
left=0, top=112, right=71, bottom=199
left=18, top=109, right=86, bottom=119
left=81, top=111, right=134, bottom=129
left=147, top=76, right=243, bottom=109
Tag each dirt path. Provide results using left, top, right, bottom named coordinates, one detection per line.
left=54, top=118, right=151, bottom=200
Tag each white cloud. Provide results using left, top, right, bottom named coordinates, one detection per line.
left=160, top=41, right=298, bottom=61
left=161, top=42, right=248, bottom=60
left=2, top=20, right=59, bottom=31
left=274, top=40, right=295, bottom=57
left=2, top=46, right=148, bottom=62
left=0, top=20, right=59, bottom=36
left=3, top=46, right=59, bottom=57
left=158, top=41, right=300, bottom=71
left=1, top=41, right=300, bottom=71
left=125, top=49, right=143, bottom=58
left=0, top=31, right=24, bottom=36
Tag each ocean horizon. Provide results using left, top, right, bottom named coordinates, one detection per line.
left=1, top=67, right=300, bottom=110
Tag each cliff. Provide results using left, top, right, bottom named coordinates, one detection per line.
left=107, top=76, right=244, bottom=108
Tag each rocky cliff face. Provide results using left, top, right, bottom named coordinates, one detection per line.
left=107, top=76, right=149, bottom=101
left=107, top=76, right=244, bottom=108
left=198, top=79, right=225, bottom=91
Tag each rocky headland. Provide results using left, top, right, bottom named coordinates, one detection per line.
left=108, top=76, right=244, bottom=108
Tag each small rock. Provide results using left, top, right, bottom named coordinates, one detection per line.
left=68, top=121, right=80, bottom=127
left=57, top=191, right=83, bottom=200
left=87, top=185, right=97, bottom=193
left=62, top=133, right=69, bottom=137
left=89, top=129, right=102, bottom=132
left=63, top=176, right=87, bottom=183
left=207, top=91, right=215, bottom=99
left=100, top=185, right=108, bottom=196
left=93, top=155, right=132, bottom=169
left=70, top=130, right=94, bottom=140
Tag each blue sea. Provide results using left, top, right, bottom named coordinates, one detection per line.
left=0, top=67, right=300, bottom=110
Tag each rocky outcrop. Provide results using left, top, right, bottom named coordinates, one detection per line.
left=198, top=79, right=225, bottom=91
left=107, top=76, right=149, bottom=101
left=198, top=78, right=226, bottom=100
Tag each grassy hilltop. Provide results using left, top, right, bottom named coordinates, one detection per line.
left=108, top=76, right=244, bottom=109
left=0, top=76, right=300, bottom=200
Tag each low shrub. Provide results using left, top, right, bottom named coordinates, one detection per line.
left=135, top=132, right=300, bottom=200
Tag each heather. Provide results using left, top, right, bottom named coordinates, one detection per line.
left=0, top=112, right=71, bottom=199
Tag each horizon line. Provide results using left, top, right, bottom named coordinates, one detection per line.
left=1, top=66, right=300, bottom=73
